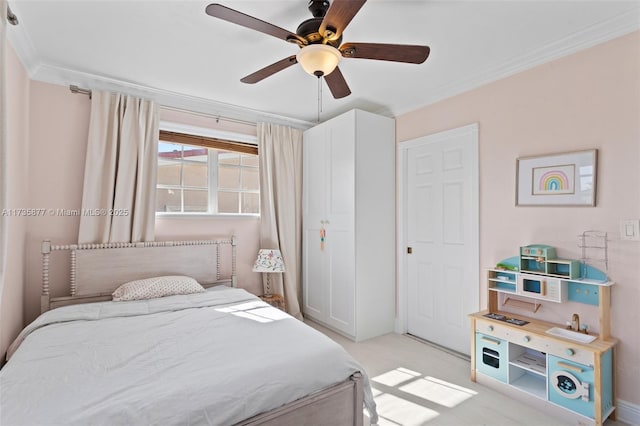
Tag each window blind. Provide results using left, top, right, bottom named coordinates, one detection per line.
left=159, top=130, right=258, bottom=155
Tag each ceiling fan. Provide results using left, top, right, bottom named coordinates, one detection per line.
left=205, top=0, right=430, bottom=99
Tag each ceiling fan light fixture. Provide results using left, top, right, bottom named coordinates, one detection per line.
left=296, top=44, right=342, bottom=77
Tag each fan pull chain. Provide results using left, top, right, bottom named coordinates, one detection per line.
left=317, top=76, right=323, bottom=123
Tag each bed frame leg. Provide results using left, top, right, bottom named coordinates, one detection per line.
left=351, top=372, right=364, bottom=425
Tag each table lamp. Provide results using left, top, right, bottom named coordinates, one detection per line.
left=252, top=249, right=285, bottom=297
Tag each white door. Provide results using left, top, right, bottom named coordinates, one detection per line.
left=404, top=124, right=479, bottom=355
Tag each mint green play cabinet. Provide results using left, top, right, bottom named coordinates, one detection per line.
left=470, top=245, right=617, bottom=426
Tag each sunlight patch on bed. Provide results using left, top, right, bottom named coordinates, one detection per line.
left=216, top=302, right=289, bottom=323
left=215, top=301, right=265, bottom=313
left=250, top=306, right=290, bottom=321
left=228, top=311, right=270, bottom=323
left=399, top=376, right=477, bottom=408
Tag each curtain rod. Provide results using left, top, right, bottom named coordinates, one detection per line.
left=70, top=85, right=92, bottom=97
left=68, top=85, right=257, bottom=127
left=160, top=105, right=257, bottom=127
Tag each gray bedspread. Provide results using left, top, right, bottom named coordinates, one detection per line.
left=1, top=286, right=377, bottom=425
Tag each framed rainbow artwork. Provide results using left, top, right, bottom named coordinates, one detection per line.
left=532, top=164, right=575, bottom=195
left=516, top=149, right=597, bottom=206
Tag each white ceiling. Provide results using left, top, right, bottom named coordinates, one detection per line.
left=7, top=0, right=640, bottom=127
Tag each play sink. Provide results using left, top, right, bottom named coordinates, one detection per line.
left=545, top=327, right=597, bottom=343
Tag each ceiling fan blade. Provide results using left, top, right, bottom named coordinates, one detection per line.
left=324, top=67, right=351, bottom=99
left=240, top=56, right=298, bottom=84
left=340, top=43, right=430, bottom=64
left=205, top=4, right=306, bottom=45
left=319, top=0, right=366, bottom=41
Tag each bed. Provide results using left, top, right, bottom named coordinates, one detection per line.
left=0, top=237, right=378, bottom=425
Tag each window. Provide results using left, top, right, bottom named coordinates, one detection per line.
left=156, top=131, right=259, bottom=215
left=217, top=152, right=260, bottom=214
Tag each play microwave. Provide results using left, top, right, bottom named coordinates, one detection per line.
left=517, top=273, right=568, bottom=303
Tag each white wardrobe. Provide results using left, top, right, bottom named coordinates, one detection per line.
left=302, top=109, right=395, bottom=341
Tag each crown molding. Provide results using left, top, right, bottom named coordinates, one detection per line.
left=6, top=20, right=313, bottom=129
left=30, top=63, right=315, bottom=129
left=6, top=15, right=41, bottom=78
left=391, top=8, right=640, bottom=117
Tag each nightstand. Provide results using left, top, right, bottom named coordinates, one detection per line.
left=259, top=294, right=286, bottom=311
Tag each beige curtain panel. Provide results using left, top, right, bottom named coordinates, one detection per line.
left=257, top=122, right=303, bottom=320
left=78, top=91, right=159, bottom=244
left=0, top=0, right=8, bottom=289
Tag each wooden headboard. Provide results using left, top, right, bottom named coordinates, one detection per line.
left=41, top=237, right=237, bottom=313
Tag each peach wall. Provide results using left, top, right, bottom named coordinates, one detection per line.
left=155, top=217, right=261, bottom=295
left=20, top=85, right=262, bottom=326
left=0, top=44, right=29, bottom=360
left=397, top=31, right=640, bottom=406
left=23, top=81, right=90, bottom=325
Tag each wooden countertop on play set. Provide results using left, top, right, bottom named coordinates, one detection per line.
left=470, top=310, right=617, bottom=354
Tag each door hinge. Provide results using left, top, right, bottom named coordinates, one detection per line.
left=407, top=247, right=413, bottom=254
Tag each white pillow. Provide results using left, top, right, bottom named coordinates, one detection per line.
left=112, top=275, right=205, bottom=302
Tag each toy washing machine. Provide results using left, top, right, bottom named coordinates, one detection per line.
left=548, top=353, right=615, bottom=420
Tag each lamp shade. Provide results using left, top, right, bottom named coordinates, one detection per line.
left=252, top=249, right=285, bottom=273
left=296, top=44, right=342, bottom=77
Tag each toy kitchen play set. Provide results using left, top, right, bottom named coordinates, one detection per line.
left=469, top=244, right=617, bottom=426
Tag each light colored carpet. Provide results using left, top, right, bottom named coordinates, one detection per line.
left=305, top=320, right=627, bottom=426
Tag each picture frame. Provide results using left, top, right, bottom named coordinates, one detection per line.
left=516, top=149, right=597, bottom=206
